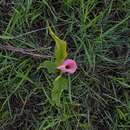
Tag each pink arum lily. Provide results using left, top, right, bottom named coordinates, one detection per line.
left=57, top=59, right=77, bottom=74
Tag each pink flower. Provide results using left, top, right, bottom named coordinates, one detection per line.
left=57, top=59, right=77, bottom=74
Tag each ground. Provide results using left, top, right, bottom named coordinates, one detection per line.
left=0, top=0, right=130, bottom=130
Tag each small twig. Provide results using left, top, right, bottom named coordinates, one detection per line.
left=0, top=44, right=50, bottom=59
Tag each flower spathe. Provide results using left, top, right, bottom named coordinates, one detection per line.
left=57, top=59, right=77, bottom=74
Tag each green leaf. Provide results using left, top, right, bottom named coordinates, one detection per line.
left=51, top=76, right=68, bottom=107
left=0, top=35, right=14, bottom=40
left=80, top=123, right=91, bottom=129
left=38, top=60, right=57, bottom=73
left=117, top=108, right=126, bottom=121
left=48, top=26, right=68, bottom=65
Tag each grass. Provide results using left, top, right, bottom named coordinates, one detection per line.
left=0, top=0, right=130, bottom=130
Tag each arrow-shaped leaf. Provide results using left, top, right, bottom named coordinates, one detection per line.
left=51, top=76, right=68, bottom=107
left=38, top=60, right=57, bottom=73
left=48, top=26, right=68, bottom=66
